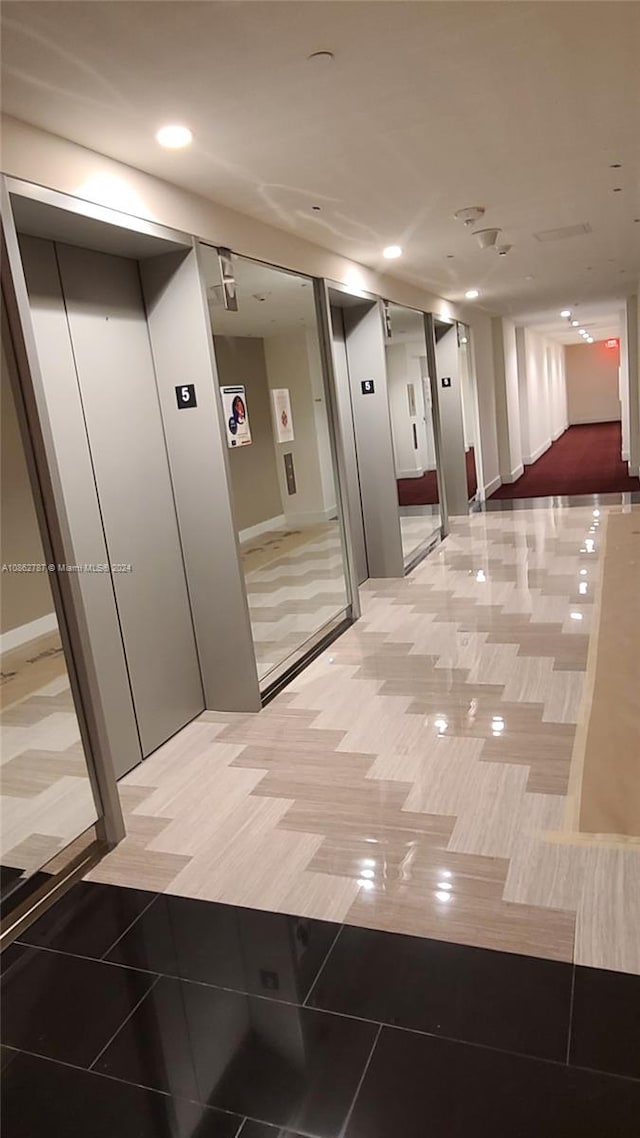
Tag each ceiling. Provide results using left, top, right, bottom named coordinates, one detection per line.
left=2, top=1, right=639, bottom=343
left=201, top=247, right=319, bottom=337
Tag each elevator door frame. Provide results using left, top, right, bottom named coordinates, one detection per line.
left=1, top=195, right=125, bottom=856
left=322, top=281, right=449, bottom=583
left=201, top=246, right=360, bottom=698
left=1, top=176, right=267, bottom=792
left=381, top=297, right=448, bottom=571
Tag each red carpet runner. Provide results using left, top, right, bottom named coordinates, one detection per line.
left=490, top=422, right=639, bottom=500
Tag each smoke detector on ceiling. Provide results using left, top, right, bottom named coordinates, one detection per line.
left=474, top=227, right=501, bottom=250
left=454, top=206, right=485, bottom=228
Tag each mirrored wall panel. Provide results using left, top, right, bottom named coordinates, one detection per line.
left=384, top=302, right=441, bottom=565
left=201, top=248, right=350, bottom=685
left=458, top=323, right=479, bottom=501
left=1, top=320, right=99, bottom=906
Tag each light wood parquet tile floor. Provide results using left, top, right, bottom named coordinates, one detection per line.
left=1, top=634, right=97, bottom=873
left=240, top=522, right=349, bottom=679
left=88, top=506, right=640, bottom=974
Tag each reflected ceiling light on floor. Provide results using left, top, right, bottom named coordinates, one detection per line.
left=383, top=245, right=402, bottom=259
left=465, top=288, right=479, bottom=300
left=155, top=124, right=193, bottom=149
left=560, top=309, right=571, bottom=318
left=437, top=881, right=453, bottom=891
left=436, top=890, right=453, bottom=903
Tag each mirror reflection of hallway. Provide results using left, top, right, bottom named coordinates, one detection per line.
left=1, top=309, right=99, bottom=904
left=457, top=323, right=480, bottom=503
left=202, top=249, right=351, bottom=686
left=384, top=303, right=442, bottom=566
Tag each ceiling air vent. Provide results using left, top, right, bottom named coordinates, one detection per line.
left=533, top=223, right=592, bottom=242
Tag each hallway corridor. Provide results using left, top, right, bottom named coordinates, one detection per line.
left=491, top=423, right=640, bottom=500
left=86, top=504, right=640, bottom=975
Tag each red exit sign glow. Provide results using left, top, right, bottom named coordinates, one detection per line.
left=606, top=338, right=619, bottom=349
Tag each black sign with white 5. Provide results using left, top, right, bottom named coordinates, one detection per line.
left=175, top=384, right=197, bottom=409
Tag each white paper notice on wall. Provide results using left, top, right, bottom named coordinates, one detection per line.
left=221, top=385, right=252, bottom=448
left=271, top=388, right=295, bottom=444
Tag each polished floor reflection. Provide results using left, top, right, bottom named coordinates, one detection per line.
left=88, top=505, right=639, bottom=974
left=398, top=507, right=440, bottom=562
left=1, top=632, right=97, bottom=878
left=2, top=884, right=639, bottom=1137
left=240, top=522, right=348, bottom=680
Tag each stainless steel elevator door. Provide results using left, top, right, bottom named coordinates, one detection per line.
left=23, top=239, right=204, bottom=758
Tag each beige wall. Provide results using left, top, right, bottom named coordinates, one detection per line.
left=213, top=337, right=282, bottom=533
left=566, top=341, right=621, bottom=425
left=517, top=327, right=568, bottom=464
left=1, top=337, right=54, bottom=634
left=263, top=328, right=336, bottom=525
left=1, top=115, right=501, bottom=497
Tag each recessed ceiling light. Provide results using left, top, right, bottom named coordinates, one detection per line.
left=612, top=187, right=622, bottom=192
left=465, top=288, right=479, bottom=300
left=155, top=124, right=193, bottom=149
left=579, top=328, right=587, bottom=334
left=383, top=245, right=402, bottom=259
left=610, top=162, right=622, bottom=169
left=560, top=309, right=571, bottom=318
left=571, top=320, right=579, bottom=327
left=312, top=205, right=321, bottom=212
left=587, top=337, right=594, bottom=343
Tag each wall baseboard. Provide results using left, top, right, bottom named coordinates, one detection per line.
left=0, top=611, right=58, bottom=654
left=284, top=506, right=338, bottom=528
left=622, top=449, right=629, bottom=462
left=568, top=415, right=622, bottom=425
left=502, top=463, right=524, bottom=484
left=552, top=425, right=565, bottom=441
left=395, top=468, right=424, bottom=480
left=238, top=514, right=285, bottom=543
left=484, top=474, right=502, bottom=497
left=523, top=438, right=551, bottom=466
left=629, top=464, right=640, bottom=478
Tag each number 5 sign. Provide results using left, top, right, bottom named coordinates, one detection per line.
left=175, top=384, right=197, bottom=409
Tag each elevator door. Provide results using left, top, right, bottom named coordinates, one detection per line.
left=20, top=237, right=204, bottom=760
left=329, top=298, right=404, bottom=581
